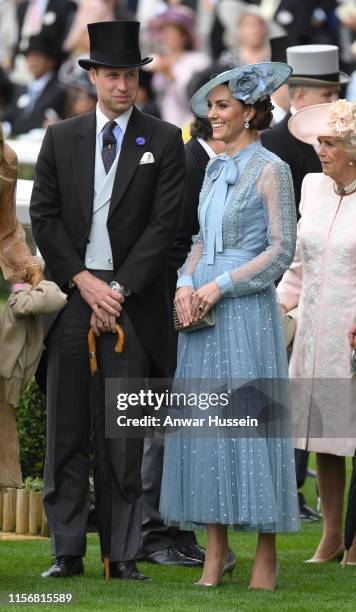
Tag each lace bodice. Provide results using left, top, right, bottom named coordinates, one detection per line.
left=177, top=141, right=297, bottom=296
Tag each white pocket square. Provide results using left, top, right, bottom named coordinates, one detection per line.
left=139, top=152, right=155, bottom=164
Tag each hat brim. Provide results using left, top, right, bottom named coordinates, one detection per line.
left=288, top=103, right=339, bottom=145
left=78, top=57, right=153, bottom=70
left=24, top=47, right=62, bottom=61
left=288, top=71, right=349, bottom=87
left=190, top=62, right=292, bottom=118
left=217, top=0, right=285, bottom=47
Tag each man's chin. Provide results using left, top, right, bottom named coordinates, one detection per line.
left=110, top=101, right=133, bottom=114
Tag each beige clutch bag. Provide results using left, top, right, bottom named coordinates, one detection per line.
left=173, top=305, right=215, bottom=333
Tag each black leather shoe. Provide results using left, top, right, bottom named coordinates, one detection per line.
left=300, top=503, right=322, bottom=522
left=177, top=544, right=206, bottom=564
left=141, top=546, right=202, bottom=566
left=41, top=556, right=84, bottom=578
left=108, top=561, right=152, bottom=581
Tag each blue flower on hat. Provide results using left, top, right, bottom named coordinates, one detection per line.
left=189, top=62, right=291, bottom=118
left=228, top=65, right=277, bottom=105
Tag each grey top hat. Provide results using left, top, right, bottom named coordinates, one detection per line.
left=287, top=44, right=349, bottom=87
left=190, top=62, right=292, bottom=118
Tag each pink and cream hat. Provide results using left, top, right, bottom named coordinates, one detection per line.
left=288, top=100, right=356, bottom=146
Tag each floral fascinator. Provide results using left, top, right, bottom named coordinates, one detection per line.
left=288, top=100, right=356, bottom=146
left=190, top=62, right=292, bottom=118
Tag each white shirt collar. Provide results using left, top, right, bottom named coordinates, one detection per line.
left=197, top=137, right=217, bottom=159
left=30, top=71, right=53, bottom=94
left=96, top=104, right=133, bottom=136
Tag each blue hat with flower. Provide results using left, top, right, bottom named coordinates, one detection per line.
left=190, top=62, right=292, bottom=117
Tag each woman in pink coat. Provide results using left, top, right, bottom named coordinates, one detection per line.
left=277, top=100, right=356, bottom=564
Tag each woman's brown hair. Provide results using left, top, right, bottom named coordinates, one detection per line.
left=0, top=126, right=16, bottom=187
left=247, top=97, right=274, bottom=131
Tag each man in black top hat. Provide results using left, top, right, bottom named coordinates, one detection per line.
left=30, top=20, right=185, bottom=580
left=3, top=33, right=66, bottom=136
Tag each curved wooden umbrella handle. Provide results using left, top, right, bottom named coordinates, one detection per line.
left=114, top=324, right=125, bottom=353
left=88, top=325, right=124, bottom=374
left=88, top=328, right=97, bottom=375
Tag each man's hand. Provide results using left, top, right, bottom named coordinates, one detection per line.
left=73, top=270, right=124, bottom=321
left=191, top=281, right=221, bottom=322
left=90, top=310, right=117, bottom=336
left=348, top=325, right=356, bottom=348
left=174, top=286, right=194, bottom=327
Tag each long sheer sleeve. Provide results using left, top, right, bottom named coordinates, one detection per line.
left=0, top=145, right=37, bottom=281
left=214, top=161, right=297, bottom=296
left=176, top=229, right=204, bottom=289
left=276, top=177, right=307, bottom=311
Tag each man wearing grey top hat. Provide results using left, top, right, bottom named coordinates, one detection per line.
left=262, top=44, right=349, bottom=209
left=30, top=20, right=185, bottom=580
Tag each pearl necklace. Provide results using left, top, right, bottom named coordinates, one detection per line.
left=333, top=177, right=356, bottom=196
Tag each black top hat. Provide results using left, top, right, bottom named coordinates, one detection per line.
left=78, top=21, right=152, bottom=70
left=270, top=35, right=311, bottom=63
left=25, top=33, right=63, bottom=62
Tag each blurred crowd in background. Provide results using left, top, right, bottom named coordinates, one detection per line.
left=1, top=0, right=356, bottom=139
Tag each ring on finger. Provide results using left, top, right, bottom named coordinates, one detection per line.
left=198, top=304, right=204, bottom=311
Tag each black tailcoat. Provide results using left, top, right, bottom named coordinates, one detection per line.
left=261, top=112, right=322, bottom=213
left=3, top=76, right=66, bottom=136
left=16, top=0, right=77, bottom=55
left=30, top=106, right=185, bottom=376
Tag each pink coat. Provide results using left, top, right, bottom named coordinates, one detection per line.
left=277, top=173, right=356, bottom=456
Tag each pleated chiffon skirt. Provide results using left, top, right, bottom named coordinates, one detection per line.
left=160, top=251, right=299, bottom=533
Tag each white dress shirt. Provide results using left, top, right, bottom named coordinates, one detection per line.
left=96, top=103, right=132, bottom=158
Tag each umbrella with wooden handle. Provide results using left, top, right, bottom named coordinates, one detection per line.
left=88, top=324, right=125, bottom=581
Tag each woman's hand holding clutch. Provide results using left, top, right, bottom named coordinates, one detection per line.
left=175, top=286, right=195, bottom=327
left=191, top=281, right=221, bottom=322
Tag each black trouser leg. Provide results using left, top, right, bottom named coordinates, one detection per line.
left=44, top=289, right=92, bottom=556
left=139, top=434, right=197, bottom=556
left=91, top=306, right=151, bottom=561
left=295, top=448, right=309, bottom=506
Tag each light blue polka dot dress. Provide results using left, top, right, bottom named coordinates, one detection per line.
left=160, top=142, right=300, bottom=533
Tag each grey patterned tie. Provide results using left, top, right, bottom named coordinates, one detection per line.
left=101, top=120, right=117, bottom=173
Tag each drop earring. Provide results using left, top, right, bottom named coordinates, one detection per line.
left=349, top=160, right=354, bottom=166
left=244, top=120, right=250, bottom=129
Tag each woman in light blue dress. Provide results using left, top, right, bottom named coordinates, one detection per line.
left=160, top=63, right=300, bottom=589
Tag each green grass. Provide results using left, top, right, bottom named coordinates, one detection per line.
left=0, top=457, right=355, bottom=612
